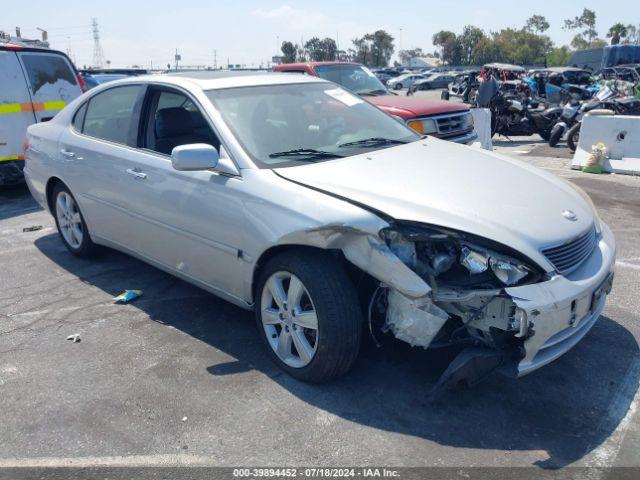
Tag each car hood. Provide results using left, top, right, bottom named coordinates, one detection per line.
left=367, top=95, right=468, bottom=117
left=274, top=138, right=595, bottom=270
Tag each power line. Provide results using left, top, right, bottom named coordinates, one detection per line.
left=91, top=18, right=105, bottom=68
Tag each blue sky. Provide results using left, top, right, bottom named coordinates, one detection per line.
left=2, top=1, right=634, bottom=68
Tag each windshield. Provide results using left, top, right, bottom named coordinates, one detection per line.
left=206, top=83, right=419, bottom=168
left=313, top=64, right=388, bottom=95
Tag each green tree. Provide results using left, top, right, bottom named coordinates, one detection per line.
left=398, top=47, right=424, bottom=65
left=564, top=8, right=601, bottom=48
left=607, top=23, right=628, bottom=45
left=432, top=30, right=461, bottom=65
left=369, top=30, right=395, bottom=67
left=547, top=46, right=572, bottom=66
left=458, top=25, right=485, bottom=65
left=280, top=41, right=297, bottom=63
left=525, top=15, right=550, bottom=34
left=352, top=30, right=394, bottom=67
left=627, top=24, right=640, bottom=43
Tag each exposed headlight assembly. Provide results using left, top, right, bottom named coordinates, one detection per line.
left=459, top=246, right=530, bottom=286
left=381, top=223, right=542, bottom=289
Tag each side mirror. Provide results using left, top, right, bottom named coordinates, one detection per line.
left=171, top=144, right=219, bottom=171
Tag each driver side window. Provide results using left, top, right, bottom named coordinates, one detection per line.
left=143, top=89, right=221, bottom=156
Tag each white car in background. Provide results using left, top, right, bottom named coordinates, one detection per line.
left=24, top=72, right=615, bottom=388
left=386, top=73, right=425, bottom=90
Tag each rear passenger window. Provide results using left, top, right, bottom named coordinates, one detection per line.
left=82, top=86, right=141, bottom=144
left=72, top=103, right=87, bottom=132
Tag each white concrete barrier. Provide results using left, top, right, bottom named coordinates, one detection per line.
left=572, top=115, right=640, bottom=175
left=470, top=108, right=493, bottom=151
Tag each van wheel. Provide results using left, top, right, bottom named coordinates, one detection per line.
left=52, top=183, right=98, bottom=257
left=255, top=250, right=362, bottom=383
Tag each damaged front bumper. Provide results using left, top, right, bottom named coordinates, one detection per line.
left=378, top=221, right=616, bottom=383
left=503, top=223, right=616, bottom=377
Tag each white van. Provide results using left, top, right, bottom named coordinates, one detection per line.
left=0, top=43, right=85, bottom=185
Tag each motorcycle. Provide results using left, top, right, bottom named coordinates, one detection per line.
left=476, top=79, right=562, bottom=140
left=548, top=86, right=616, bottom=148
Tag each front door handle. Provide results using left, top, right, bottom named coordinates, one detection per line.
left=126, top=168, right=147, bottom=180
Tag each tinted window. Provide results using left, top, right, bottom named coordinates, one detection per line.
left=145, top=89, right=220, bottom=155
left=83, top=86, right=141, bottom=144
left=72, top=103, right=87, bottom=131
left=20, top=54, right=76, bottom=94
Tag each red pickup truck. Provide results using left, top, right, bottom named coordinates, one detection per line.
left=273, top=62, right=477, bottom=144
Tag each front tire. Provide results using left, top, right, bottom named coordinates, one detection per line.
left=52, top=183, right=98, bottom=257
left=394, top=83, right=403, bottom=90
left=255, top=250, right=362, bottom=383
left=567, top=123, right=581, bottom=152
left=548, top=125, right=564, bottom=147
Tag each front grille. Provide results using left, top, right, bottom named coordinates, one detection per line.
left=541, top=226, right=597, bottom=275
left=433, top=112, right=471, bottom=135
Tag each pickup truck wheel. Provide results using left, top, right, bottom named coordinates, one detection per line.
left=255, top=250, right=362, bottom=383
left=52, top=183, right=98, bottom=257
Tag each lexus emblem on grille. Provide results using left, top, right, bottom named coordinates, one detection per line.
left=562, top=210, right=578, bottom=221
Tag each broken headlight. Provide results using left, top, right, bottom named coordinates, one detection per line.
left=459, top=246, right=530, bottom=286
left=381, top=224, right=542, bottom=289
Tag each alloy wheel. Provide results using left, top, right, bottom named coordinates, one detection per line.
left=260, top=271, right=318, bottom=368
left=55, top=191, right=83, bottom=249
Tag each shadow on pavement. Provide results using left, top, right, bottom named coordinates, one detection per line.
left=35, top=234, right=639, bottom=469
left=0, top=184, right=42, bottom=221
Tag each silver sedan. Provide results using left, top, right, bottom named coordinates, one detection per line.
left=24, top=72, right=615, bottom=386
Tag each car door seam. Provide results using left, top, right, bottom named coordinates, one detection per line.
left=78, top=192, right=241, bottom=257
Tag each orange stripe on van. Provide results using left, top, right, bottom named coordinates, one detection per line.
left=0, top=100, right=67, bottom=114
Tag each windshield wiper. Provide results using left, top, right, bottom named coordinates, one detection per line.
left=338, top=137, right=408, bottom=148
left=357, top=89, right=388, bottom=96
left=268, top=148, right=343, bottom=161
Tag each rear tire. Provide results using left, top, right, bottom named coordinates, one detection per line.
left=567, top=123, right=581, bottom=152
left=52, top=183, right=98, bottom=257
left=255, top=250, right=362, bottom=383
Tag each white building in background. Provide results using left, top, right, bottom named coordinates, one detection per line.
left=407, top=56, right=442, bottom=69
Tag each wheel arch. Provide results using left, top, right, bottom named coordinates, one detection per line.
left=45, top=176, right=65, bottom=214
left=251, top=244, right=350, bottom=303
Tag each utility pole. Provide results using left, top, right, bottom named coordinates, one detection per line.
left=213, top=49, right=217, bottom=69
left=174, top=48, right=181, bottom=70
left=91, top=18, right=105, bottom=69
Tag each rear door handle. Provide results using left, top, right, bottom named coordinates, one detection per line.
left=60, top=148, right=83, bottom=160
left=126, top=168, right=147, bottom=180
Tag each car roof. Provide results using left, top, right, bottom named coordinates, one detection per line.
left=113, top=71, right=328, bottom=91
left=275, top=61, right=358, bottom=69
left=484, top=62, right=525, bottom=71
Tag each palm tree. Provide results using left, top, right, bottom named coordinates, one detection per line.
left=607, top=23, right=628, bottom=45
